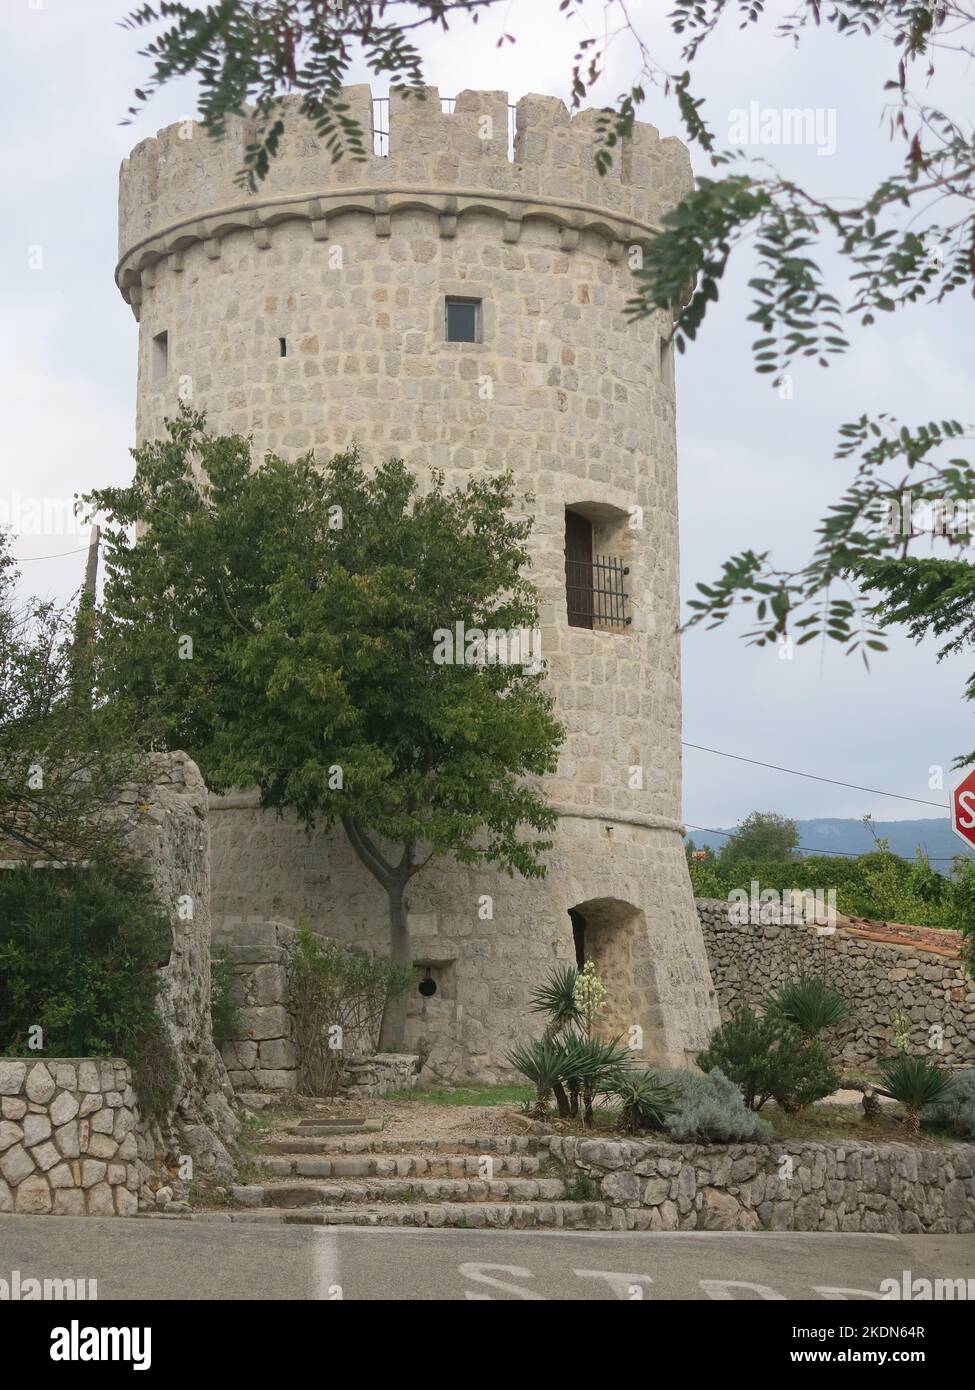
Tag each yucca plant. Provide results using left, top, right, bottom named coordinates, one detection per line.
left=878, top=1053, right=953, bottom=1138
left=559, top=1031, right=631, bottom=1126
left=767, top=976, right=848, bottom=1041
left=529, top=965, right=582, bottom=1037
left=505, top=1036, right=568, bottom=1119
left=613, top=1069, right=679, bottom=1135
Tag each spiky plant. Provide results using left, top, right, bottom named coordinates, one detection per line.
left=529, top=965, right=581, bottom=1038
left=767, top=976, right=848, bottom=1041
left=878, top=1053, right=953, bottom=1138
left=612, top=1070, right=679, bottom=1135
left=505, top=1036, right=568, bottom=1119
left=559, top=1031, right=631, bottom=1126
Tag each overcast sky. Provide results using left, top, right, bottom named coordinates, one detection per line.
left=2, top=0, right=971, bottom=834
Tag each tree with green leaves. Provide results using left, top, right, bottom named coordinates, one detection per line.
left=720, top=810, right=799, bottom=862
left=121, top=2, right=975, bottom=750
left=0, top=530, right=141, bottom=863
left=86, top=409, right=564, bottom=1049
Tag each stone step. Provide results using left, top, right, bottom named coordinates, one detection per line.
left=253, top=1152, right=543, bottom=1179
left=232, top=1176, right=567, bottom=1208
left=282, top=1122, right=382, bottom=1137
left=256, top=1135, right=539, bottom=1156
left=168, top=1200, right=613, bottom=1230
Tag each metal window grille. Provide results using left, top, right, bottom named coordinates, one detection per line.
left=565, top=549, right=630, bottom=630
left=372, top=98, right=518, bottom=160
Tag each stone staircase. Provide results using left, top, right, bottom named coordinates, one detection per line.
left=212, top=1128, right=613, bottom=1229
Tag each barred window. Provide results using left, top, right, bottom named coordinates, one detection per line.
left=564, top=508, right=631, bottom=631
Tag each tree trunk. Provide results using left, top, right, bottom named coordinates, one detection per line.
left=378, top=881, right=411, bottom=1053
left=553, top=1081, right=571, bottom=1119
left=339, top=818, right=420, bottom=1055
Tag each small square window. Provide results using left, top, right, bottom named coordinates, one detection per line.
left=151, top=330, right=169, bottom=381
left=446, top=297, right=480, bottom=343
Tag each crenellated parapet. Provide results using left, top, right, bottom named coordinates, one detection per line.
left=116, top=85, right=692, bottom=314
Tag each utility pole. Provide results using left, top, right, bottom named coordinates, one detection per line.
left=83, top=523, right=100, bottom=600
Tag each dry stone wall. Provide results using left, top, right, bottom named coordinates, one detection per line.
left=697, top=898, right=975, bottom=1068
left=0, top=1059, right=144, bottom=1217
left=546, top=1134, right=975, bottom=1234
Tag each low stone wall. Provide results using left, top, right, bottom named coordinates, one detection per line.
left=545, top=1134, right=975, bottom=1234
left=214, top=917, right=419, bottom=1097
left=0, top=1058, right=146, bottom=1217
left=342, top=1054, right=420, bottom=1100
left=697, top=898, right=975, bottom=1068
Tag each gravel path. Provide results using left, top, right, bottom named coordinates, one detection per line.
left=257, top=1094, right=523, bottom=1143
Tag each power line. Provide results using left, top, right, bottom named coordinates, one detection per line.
left=10, top=544, right=93, bottom=563
left=683, top=740, right=949, bottom=810
left=683, top=821, right=965, bottom=863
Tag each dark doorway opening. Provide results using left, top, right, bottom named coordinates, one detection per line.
left=568, top=908, right=587, bottom=969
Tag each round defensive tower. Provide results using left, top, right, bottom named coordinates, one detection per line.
left=117, top=86, right=719, bottom=1081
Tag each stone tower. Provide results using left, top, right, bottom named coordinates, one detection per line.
left=117, top=87, right=719, bottom=1082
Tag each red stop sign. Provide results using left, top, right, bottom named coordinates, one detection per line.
left=950, top=768, right=975, bottom=849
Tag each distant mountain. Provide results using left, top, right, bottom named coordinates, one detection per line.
left=685, top=817, right=973, bottom=865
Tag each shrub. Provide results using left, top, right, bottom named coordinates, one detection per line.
left=949, top=859, right=975, bottom=970
left=688, top=852, right=964, bottom=933
left=766, top=976, right=848, bottom=1041
left=698, top=1004, right=838, bottom=1111
left=505, top=1036, right=566, bottom=1119
left=611, top=1069, right=679, bottom=1134
left=879, top=1052, right=953, bottom=1138
left=924, top=1069, right=975, bottom=1139
left=660, top=1068, right=773, bottom=1143
left=286, top=927, right=413, bottom=1096
left=0, top=862, right=177, bottom=1122
left=210, top=950, right=241, bottom=1047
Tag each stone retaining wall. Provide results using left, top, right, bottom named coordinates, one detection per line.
left=0, top=1058, right=146, bottom=1217
left=545, top=1134, right=975, bottom=1234
left=697, top=898, right=975, bottom=1068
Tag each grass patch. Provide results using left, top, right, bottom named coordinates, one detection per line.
left=187, top=1180, right=236, bottom=1208
left=539, top=1155, right=604, bottom=1202
left=387, top=1083, right=532, bottom=1108
left=565, top=1170, right=602, bottom=1202
left=768, top=1102, right=955, bottom=1147
left=236, top=1107, right=275, bottom=1149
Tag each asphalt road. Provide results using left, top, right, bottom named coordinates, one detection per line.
left=3, top=1218, right=975, bottom=1301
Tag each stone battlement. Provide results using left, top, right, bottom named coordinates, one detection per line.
left=117, top=86, right=691, bottom=312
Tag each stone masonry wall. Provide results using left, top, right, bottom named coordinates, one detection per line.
left=546, top=1135, right=975, bottom=1234
left=0, top=1059, right=145, bottom=1217
left=697, top=898, right=975, bottom=1068
left=214, top=918, right=299, bottom=1092
left=214, top=917, right=420, bottom=1097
